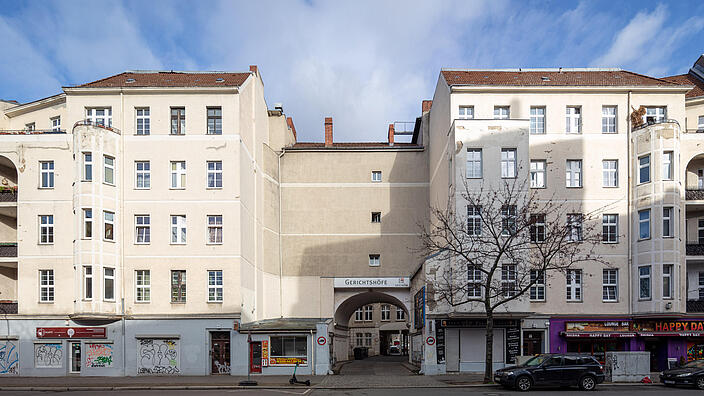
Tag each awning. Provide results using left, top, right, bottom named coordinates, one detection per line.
left=638, top=332, right=704, bottom=337
left=561, top=332, right=636, bottom=338
left=239, top=318, right=329, bottom=333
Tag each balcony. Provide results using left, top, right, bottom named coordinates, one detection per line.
left=0, top=243, right=17, bottom=257
left=687, top=244, right=704, bottom=256
left=0, top=129, right=65, bottom=135
left=686, top=189, right=704, bottom=200
left=686, top=129, right=704, bottom=134
left=0, top=187, right=17, bottom=202
left=73, top=120, right=121, bottom=135
left=688, top=300, right=704, bottom=313
left=0, top=301, right=17, bottom=314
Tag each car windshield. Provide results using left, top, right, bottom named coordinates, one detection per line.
left=523, top=355, right=551, bottom=366
left=681, top=360, right=704, bottom=369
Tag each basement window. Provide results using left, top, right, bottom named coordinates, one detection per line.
left=371, top=212, right=381, bottom=223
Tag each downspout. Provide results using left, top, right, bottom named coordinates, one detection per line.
left=278, top=149, right=285, bottom=318
left=627, top=90, right=632, bottom=316
left=310, top=329, right=315, bottom=375
left=120, top=89, right=127, bottom=376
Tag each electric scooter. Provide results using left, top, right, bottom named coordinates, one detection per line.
left=289, top=362, right=311, bottom=386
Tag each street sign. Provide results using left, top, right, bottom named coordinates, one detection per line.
left=426, top=336, right=436, bottom=346
left=36, top=327, right=106, bottom=339
left=317, top=336, right=327, bottom=346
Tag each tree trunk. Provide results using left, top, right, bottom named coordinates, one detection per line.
left=484, top=309, right=494, bottom=383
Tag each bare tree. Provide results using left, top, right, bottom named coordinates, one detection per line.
left=418, top=177, right=607, bottom=383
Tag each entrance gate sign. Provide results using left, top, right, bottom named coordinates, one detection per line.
left=334, top=277, right=410, bottom=288
left=36, top=327, right=106, bottom=339
left=317, top=336, right=327, bottom=346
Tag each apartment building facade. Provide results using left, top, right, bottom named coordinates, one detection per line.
left=348, top=302, right=408, bottom=357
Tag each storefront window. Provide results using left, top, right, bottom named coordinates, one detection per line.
left=270, top=336, right=307, bottom=357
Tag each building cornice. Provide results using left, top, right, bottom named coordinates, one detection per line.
left=4, top=93, right=65, bottom=117
left=63, top=86, right=239, bottom=95
left=450, top=85, right=692, bottom=94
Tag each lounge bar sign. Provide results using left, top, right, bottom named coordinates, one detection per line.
left=36, top=327, right=107, bottom=339
left=333, top=277, right=410, bottom=288
left=563, top=321, right=635, bottom=338
left=635, top=320, right=704, bottom=335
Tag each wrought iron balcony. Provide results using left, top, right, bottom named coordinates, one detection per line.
left=686, top=189, right=704, bottom=200
left=0, top=188, right=17, bottom=202
left=686, top=244, right=704, bottom=255
left=688, top=300, right=704, bottom=313
left=0, top=301, right=17, bottom=314
left=0, top=242, right=17, bottom=257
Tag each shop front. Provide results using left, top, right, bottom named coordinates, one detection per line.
left=549, top=318, right=635, bottom=363
left=632, top=319, right=704, bottom=371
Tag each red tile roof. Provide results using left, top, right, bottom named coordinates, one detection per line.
left=289, top=142, right=420, bottom=149
left=441, top=69, right=681, bottom=88
left=662, top=73, right=704, bottom=99
left=73, top=71, right=251, bottom=88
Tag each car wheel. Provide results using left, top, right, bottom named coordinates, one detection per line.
left=579, top=375, right=596, bottom=391
left=515, top=375, right=533, bottom=392
left=696, top=376, right=704, bottom=390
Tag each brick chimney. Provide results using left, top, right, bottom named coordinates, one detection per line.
left=286, top=117, right=297, bottom=141
left=249, top=65, right=258, bottom=76
left=388, top=123, right=395, bottom=146
left=324, top=117, right=333, bottom=147
left=422, top=100, right=433, bottom=113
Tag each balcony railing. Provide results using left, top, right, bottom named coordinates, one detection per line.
left=686, top=189, right=704, bottom=200
left=0, top=243, right=17, bottom=257
left=0, top=129, right=65, bottom=135
left=0, top=301, right=17, bottom=314
left=632, top=118, right=680, bottom=131
left=73, top=120, right=121, bottom=135
left=686, top=244, right=704, bottom=255
left=686, top=128, right=704, bottom=134
left=688, top=300, right=704, bottom=313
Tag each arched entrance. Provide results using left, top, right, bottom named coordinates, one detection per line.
left=0, top=155, right=18, bottom=315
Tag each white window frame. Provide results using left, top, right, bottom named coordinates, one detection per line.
left=530, top=160, right=546, bottom=188
left=104, top=155, right=115, bottom=185
left=529, top=270, right=545, bottom=301
left=459, top=106, right=474, bottom=120
left=530, top=214, right=546, bottom=243
left=567, top=213, right=583, bottom=242
left=638, top=154, right=650, bottom=184
left=602, top=106, right=617, bottom=133
left=171, top=161, right=186, bottom=189
left=644, top=106, right=666, bottom=124
left=639, top=209, right=651, bottom=240
left=493, top=106, right=510, bottom=119
left=83, top=153, right=92, bottom=181
left=207, top=215, right=223, bottom=244
left=663, top=151, right=673, bottom=181
left=699, top=115, right=704, bottom=130
left=83, top=266, right=93, bottom=300
left=208, top=270, right=224, bottom=302
left=86, top=107, right=112, bottom=127
left=396, top=308, right=405, bottom=320
left=51, top=116, right=61, bottom=132
left=466, top=148, right=482, bottom=179
left=171, top=215, right=187, bottom=244
left=25, top=122, right=35, bottom=131
left=663, top=207, right=673, bottom=238
left=501, top=264, right=517, bottom=297
left=39, top=269, right=54, bottom=302
left=371, top=212, right=381, bottom=223
left=364, top=305, right=373, bottom=321
left=467, top=264, right=482, bottom=299
left=207, top=161, right=223, bottom=188
left=566, top=160, right=582, bottom=187
left=602, top=160, right=618, bottom=187
left=82, top=209, right=92, bottom=239
left=530, top=106, right=545, bottom=134
left=566, top=106, right=582, bottom=134
left=501, top=148, right=516, bottom=178
left=104, top=267, right=115, bottom=301
left=135, top=161, right=151, bottom=189
left=355, top=308, right=363, bottom=321
left=207, top=107, right=223, bottom=135
left=356, top=333, right=364, bottom=346
left=639, top=265, right=651, bottom=300
left=369, top=254, right=380, bottom=267
left=501, top=205, right=517, bottom=236
left=135, top=270, right=151, bottom=303
left=39, top=215, right=54, bottom=244
left=170, top=107, right=186, bottom=135
left=135, top=215, right=151, bottom=244
left=381, top=304, right=390, bottom=321
left=39, top=161, right=54, bottom=188
left=663, top=264, right=673, bottom=299
left=602, top=214, right=618, bottom=243
left=136, top=107, right=150, bottom=135
left=467, top=205, right=481, bottom=236
left=371, top=171, right=382, bottom=182
left=602, top=269, right=618, bottom=302
left=103, top=211, right=115, bottom=242
left=566, top=269, right=582, bottom=302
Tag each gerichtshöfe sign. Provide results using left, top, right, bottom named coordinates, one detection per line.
left=334, top=277, right=410, bottom=288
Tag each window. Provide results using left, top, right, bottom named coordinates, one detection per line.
left=136, top=107, right=150, bottom=135
left=83, top=209, right=92, bottom=239
left=603, top=269, right=618, bottom=302
left=83, top=266, right=93, bottom=300
left=699, top=115, right=704, bottom=130
left=663, top=207, right=673, bottom=238
left=566, top=269, right=582, bottom=301
left=86, top=107, right=112, bottom=127
left=356, top=333, right=364, bottom=346
left=171, top=270, right=187, bottom=302
left=135, top=161, right=150, bottom=189
left=501, top=205, right=517, bottom=236
left=371, top=212, right=381, bottom=223
left=494, top=106, right=509, bottom=119
left=530, top=214, right=546, bottom=243
left=501, top=149, right=516, bottom=178
left=25, top=122, right=35, bottom=131
left=566, top=106, right=582, bottom=133
left=135, top=215, right=150, bottom=244
left=530, top=160, right=546, bottom=188
left=208, top=215, right=223, bottom=244
left=208, top=270, right=224, bottom=302
left=699, top=219, right=704, bottom=244
left=638, top=155, right=650, bottom=184
left=207, top=161, right=223, bottom=188
left=171, top=107, right=185, bottom=135
left=371, top=171, right=382, bottom=182
left=83, top=153, right=92, bottom=181
left=39, top=215, right=54, bottom=244
left=369, top=254, right=380, bottom=267
left=602, top=214, right=618, bottom=243
left=466, top=149, right=482, bottom=179
left=364, top=305, right=373, bottom=321
left=39, top=270, right=54, bottom=302
left=355, top=308, right=363, bottom=321
left=566, top=160, right=582, bottom=187
left=639, top=266, right=651, bottom=299
left=104, top=156, right=115, bottom=185
left=639, top=209, right=651, bottom=239
left=644, top=106, right=666, bottom=124
left=663, top=264, right=673, bottom=299
left=104, top=267, right=115, bottom=300
left=39, top=161, right=54, bottom=188
left=381, top=304, right=390, bottom=321
left=104, top=211, right=114, bottom=241
left=501, top=264, right=517, bottom=297
left=567, top=214, right=583, bottom=242
left=270, top=336, right=307, bottom=358
left=467, top=265, right=482, bottom=298
left=396, top=308, right=405, bottom=320
left=699, top=272, right=704, bottom=300
left=51, top=116, right=61, bottom=132
left=459, top=106, right=474, bottom=119
left=171, top=215, right=187, bottom=244
left=663, top=151, right=673, bottom=180
left=467, top=206, right=481, bottom=236
left=530, top=270, right=545, bottom=301
left=602, top=160, right=618, bottom=187
left=207, top=107, right=222, bottom=135
left=530, top=106, right=545, bottom=134
left=364, top=333, right=372, bottom=347
left=602, top=106, right=617, bottom=133
left=171, top=161, right=186, bottom=189
left=136, top=270, right=151, bottom=302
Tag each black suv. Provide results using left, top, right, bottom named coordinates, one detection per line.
left=494, top=353, right=605, bottom=391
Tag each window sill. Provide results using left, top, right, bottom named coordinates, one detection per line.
left=38, top=187, right=54, bottom=190
left=602, top=186, right=619, bottom=188
left=602, top=241, right=619, bottom=244
left=170, top=134, right=186, bottom=136
left=638, top=298, right=652, bottom=302
left=637, top=181, right=651, bottom=186
left=565, top=186, right=583, bottom=189
left=206, top=187, right=223, bottom=190
left=206, top=243, right=223, bottom=246
left=134, top=133, right=151, bottom=136
left=207, top=301, right=224, bottom=304
left=38, top=301, right=55, bottom=304
left=171, top=243, right=187, bottom=246
left=638, top=237, right=652, bottom=242
left=529, top=300, right=546, bottom=303
left=38, top=243, right=54, bottom=245
left=170, top=188, right=186, bottom=190
left=81, top=180, right=92, bottom=183
left=103, top=183, right=116, bottom=187
left=103, top=239, right=116, bottom=243
left=602, top=300, right=619, bottom=303
left=206, top=133, right=223, bottom=136
left=135, top=242, right=151, bottom=245
left=135, top=187, right=151, bottom=190
left=530, top=186, right=546, bottom=189
left=566, top=300, right=583, bottom=303
left=663, top=236, right=674, bottom=239
left=171, top=301, right=187, bottom=304
left=134, top=301, right=151, bottom=304
left=103, top=299, right=116, bottom=303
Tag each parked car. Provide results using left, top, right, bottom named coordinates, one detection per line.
left=494, top=353, right=605, bottom=391
left=388, top=345, right=401, bottom=355
left=661, top=359, right=704, bottom=389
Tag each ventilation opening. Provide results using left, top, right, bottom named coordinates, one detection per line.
left=126, top=78, right=136, bottom=83
left=215, top=78, right=225, bottom=83
left=541, top=77, right=550, bottom=82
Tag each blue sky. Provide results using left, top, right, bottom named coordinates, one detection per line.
left=0, top=0, right=702, bottom=142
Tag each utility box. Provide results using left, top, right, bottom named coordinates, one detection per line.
left=605, top=352, right=650, bottom=382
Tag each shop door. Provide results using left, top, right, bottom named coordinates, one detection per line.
left=522, top=331, right=543, bottom=356
left=644, top=339, right=662, bottom=372
left=69, top=341, right=81, bottom=373
left=249, top=341, right=262, bottom=373
left=211, top=332, right=231, bottom=374
left=445, top=328, right=460, bottom=372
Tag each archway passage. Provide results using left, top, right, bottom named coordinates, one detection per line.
left=332, top=291, right=411, bottom=374
left=0, top=155, right=18, bottom=314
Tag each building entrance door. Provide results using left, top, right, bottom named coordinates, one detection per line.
left=69, top=341, right=81, bottom=373
left=210, top=331, right=231, bottom=374
left=249, top=341, right=262, bottom=373
left=522, top=331, right=543, bottom=356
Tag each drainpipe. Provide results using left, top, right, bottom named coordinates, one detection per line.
left=311, top=329, right=315, bottom=375
left=278, top=149, right=285, bottom=318
left=120, top=89, right=127, bottom=376
left=627, top=90, right=632, bottom=316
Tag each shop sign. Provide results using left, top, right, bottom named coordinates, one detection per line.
left=435, top=324, right=445, bottom=364
left=414, top=287, right=425, bottom=329
left=634, top=320, right=704, bottom=333
left=269, top=357, right=307, bottom=366
left=36, top=327, right=106, bottom=339
left=440, top=318, right=519, bottom=328
left=334, top=277, right=410, bottom=288
left=505, top=327, right=521, bottom=364
left=565, top=321, right=631, bottom=333
left=563, top=332, right=635, bottom=338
